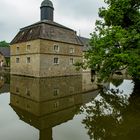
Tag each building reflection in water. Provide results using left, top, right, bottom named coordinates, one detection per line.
left=10, top=74, right=99, bottom=140
left=0, top=73, right=10, bottom=94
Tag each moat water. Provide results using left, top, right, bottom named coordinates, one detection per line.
left=0, top=73, right=139, bottom=140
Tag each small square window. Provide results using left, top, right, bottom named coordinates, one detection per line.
left=70, top=48, right=74, bottom=54
left=27, top=45, right=31, bottom=51
left=53, top=101, right=59, bottom=109
left=27, top=57, right=31, bottom=63
left=70, top=58, right=74, bottom=65
left=54, top=45, right=59, bottom=52
left=30, top=30, right=32, bottom=34
left=54, top=58, right=59, bottom=64
left=16, top=58, right=19, bottom=63
left=16, top=87, right=19, bottom=93
left=53, top=88, right=59, bottom=96
left=70, top=87, right=74, bottom=93
left=16, top=47, right=19, bottom=53
left=26, top=88, right=30, bottom=96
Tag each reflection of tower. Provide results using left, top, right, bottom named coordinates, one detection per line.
left=40, top=129, right=52, bottom=140
left=10, top=75, right=99, bottom=140
left=10, top=75, right=83, bottom=140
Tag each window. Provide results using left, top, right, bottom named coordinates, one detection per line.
left=30, top=30, right=32, bottom=34
left=53, top=101, right=59, bottom=109
left=53, top=88, right=59, bottom=96
left=26, top=88, right=30, bottom=96
left=16, top=58, right=19, bottom=63
left=16, top=47, right=19, bottom=53
left=54, top=58, right=59, bottom=64
left=70, top=48, right=74, bottom=54
left=26, top=45, right=31, bottom=51
left=21, top=32, right=24, bottom=36
left=54, top=45, right=59, bottom=52
left=70, top=58, right=74, bottom=65
left=16, top=87, right=19, bottom=93
left=27, top=57, right=31, bottom=63
left=69, top=87, right=74, bottom=93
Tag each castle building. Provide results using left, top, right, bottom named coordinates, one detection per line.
left=10, top=0, right=87, bottom=77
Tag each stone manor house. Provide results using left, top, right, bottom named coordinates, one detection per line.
left=10, top=0, right=90, bottom=77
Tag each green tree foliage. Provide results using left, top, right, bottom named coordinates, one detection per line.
left=0, top=41, right=9, bottom=47
left=85, top=0, right=140, bottom=81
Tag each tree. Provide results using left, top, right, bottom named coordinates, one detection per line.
left=0, top=41, right=9, bottom=47
left=85, top=0, right=140, bottom=82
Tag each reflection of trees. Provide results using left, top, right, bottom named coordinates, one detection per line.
left=80, top=84, right=140, bottom=140
left=110, top=78, right=124, bottom=87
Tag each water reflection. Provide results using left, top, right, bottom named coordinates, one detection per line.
left=80, top=80, right=140, bottom=140
left=10, top=74, right=99, bottom=140
left=0, top=73, right=10, bottom=94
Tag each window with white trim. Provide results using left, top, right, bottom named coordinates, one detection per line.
left=27, top=57, right=31, bottom=63
left=16, top=58, right=20, bottom=63
left=53, top=101, right=59, bottom=109
left=54, top=45, right=59, bottom=52
left=16, top=47, right=19, bottom=53
left=54, top=58, right=59, bottom=64
left=70, top=58, right=74, bottom=65
left=53, top=88, right=59, bottom=96
left=26, top=45, right=31, bottom=51
left=69, top=48, right=74, bottom=54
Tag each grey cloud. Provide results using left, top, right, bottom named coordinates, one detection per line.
left=0, top=0, right=105, bottom=42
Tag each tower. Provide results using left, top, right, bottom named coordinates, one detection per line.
left=40, top=0, right=54, bottom=21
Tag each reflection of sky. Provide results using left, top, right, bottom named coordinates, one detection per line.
left=53, top=114, right=89, bottom=140
left=85, top=80, right=134, bottom=116
left=0, top=93, right=39, bottom=140
left=0, top=92, right=91, bottom=140
left=110, top=80, right=134, bottom=97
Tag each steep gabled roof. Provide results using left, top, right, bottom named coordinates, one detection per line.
left=11, top=20, right=83, bottom=46
left=78, top=36, right=91, bottom=51
left=0, top=47, right=10, bottom=57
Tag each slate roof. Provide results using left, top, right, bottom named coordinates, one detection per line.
left=0, top=47, right=10, bottom=57
left=78, top=36, right=91, bottom=51
left=11, top=20, right=83, bottom=46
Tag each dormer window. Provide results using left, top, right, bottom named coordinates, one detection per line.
left=21, top=32, right=24, bottom=36
left=54, top=44, right=59, bottom=52
left=30, top=30, right=32, bottom=34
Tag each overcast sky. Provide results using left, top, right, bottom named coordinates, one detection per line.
left=0, top=0, right=105, bottom=42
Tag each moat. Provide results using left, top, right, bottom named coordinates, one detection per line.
left=0, top=73, right=139, bottom=140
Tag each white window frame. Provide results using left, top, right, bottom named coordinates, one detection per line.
left=26, top=44, right=31, bottom=51
left=70, top=58, right=74, bottom=65
left=27, top=57, right=31, bottom=63
left=54, top=44, right=59, bottom=52
left=54, top=57, right=59, bottom=64
left=53, top=88, right=59, bottom=96
left=69, top=48, right=74, bottom=54
left=16, top=58, right=20, bottom=63
left=16, top=46, right=19, bottom=53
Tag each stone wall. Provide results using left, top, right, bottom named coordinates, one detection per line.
left=10, top=75, right=83, bottom=116
left=10, top=39, right=82, bottom=77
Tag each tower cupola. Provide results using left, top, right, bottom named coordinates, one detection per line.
left=40, top=0, right=54, bottom=21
